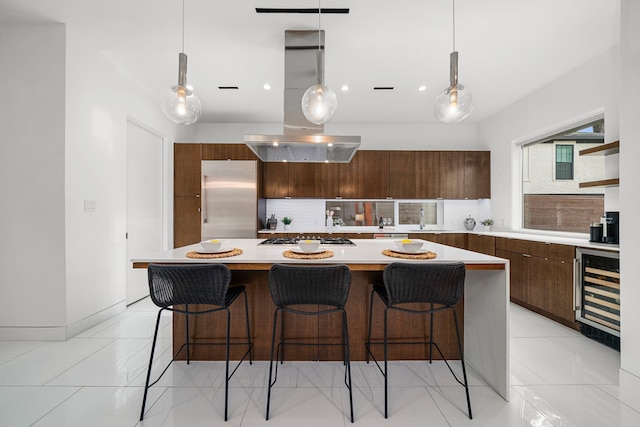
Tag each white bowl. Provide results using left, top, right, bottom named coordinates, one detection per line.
left=395, top=239, right=423, bottom=253
left=200, top=239, right=224, bottom=251
left=298, top=239, right=321, bottom=253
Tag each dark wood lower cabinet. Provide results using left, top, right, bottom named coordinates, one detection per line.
left=467, top=234, right=496, bottom=255
left=411, top=233, right=467, bottom=249
left=494, top=238, right=577, bottom=329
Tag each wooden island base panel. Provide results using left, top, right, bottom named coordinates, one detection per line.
left=133, top=238, right=509, bottom=401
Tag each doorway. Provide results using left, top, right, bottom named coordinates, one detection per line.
left=126, top=119, right=164, bottom=304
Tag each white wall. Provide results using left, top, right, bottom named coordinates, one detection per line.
left=180, top=122, right=483, bottom=150
left=0, top=22, right=180, bottom=339
left=478, top=46, right=620, bottom=230
left=62, top=24, right=179, bottom=335
left=619, top=0, right=640, bottom=407
left=0, top=24, right=67, bottom=337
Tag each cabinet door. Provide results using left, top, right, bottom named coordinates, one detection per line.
left=263, top=162, right=289, bottom=198
left=528, top=257, right=575, bottom=322
left=415, top=151, right=440, bottom=199
left=389, top=151, right=417, bottom=199
left=362, top=151, right=390, bottom=198
left=441, top=233, right=467, bottom=249
left=202, top=143, right=257, bottom=160
left=464, top=151, right=491, bottom=199
left=467, top=234, right=496, bottom=255
left=438, top=151, right=465, bottom=199
left=497, top=249, right=529, bottom=303
left=288, top=163, right=340, bottom=198
left=174, top=143, right=201, bottom=197
left=338, top=151, right=365, bottom=198
left=174, top=196, right=201, bottom=248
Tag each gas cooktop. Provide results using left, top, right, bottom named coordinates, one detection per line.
left=260, top=237, right=355, bottom=245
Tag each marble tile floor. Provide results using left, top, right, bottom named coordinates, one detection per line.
left=0, top=299, right=637, bottom=427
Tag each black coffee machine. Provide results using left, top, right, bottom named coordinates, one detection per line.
left=601, top=211, right=619, bottom=244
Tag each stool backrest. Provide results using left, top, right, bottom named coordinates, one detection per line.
left=383, top=262, right=466, bottom=306
left=269, top=264, right=351, bottom=308
left=148, top=264, right=232, bottom=307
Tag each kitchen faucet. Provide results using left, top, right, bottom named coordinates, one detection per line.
left=419, top=208, right=425, bottom=230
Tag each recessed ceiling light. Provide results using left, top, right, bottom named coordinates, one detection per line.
left=341, top=85, right=349, bottom=91
left=272, top=141, right=279, bottom=147
left=418, top=85, right=427, bottom=91
left=263, top=83, right=271, bottom=90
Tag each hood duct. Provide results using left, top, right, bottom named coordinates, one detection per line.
left=245, top=30, right=360, bottom=163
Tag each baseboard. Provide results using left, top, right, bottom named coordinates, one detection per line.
left=0, top=301, right=126, bottom=341
left=619, top=369, right=640, bottom=413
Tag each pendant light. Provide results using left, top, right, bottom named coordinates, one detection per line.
left=434, top=0, right=473, bottom=124
left=160, top=0, right=201, bottom=125
left=301, top=0, right=338, bottom=125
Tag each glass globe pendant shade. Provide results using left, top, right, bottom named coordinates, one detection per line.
left=161, top=52, right=202, bottom=125
left=161, top=85, right=202, bottom=125
left=301, top=83, right=338, bottom=125
left=434, top=83, right=473, bottom=124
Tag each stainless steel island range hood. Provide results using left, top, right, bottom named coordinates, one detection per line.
left=245, top=30, right=360, bottom=163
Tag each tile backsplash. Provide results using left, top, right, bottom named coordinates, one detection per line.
left=264, top=198, right=492, bottom=232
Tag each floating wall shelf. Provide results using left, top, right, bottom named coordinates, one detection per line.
left=578, top=140, right=619, bottom=188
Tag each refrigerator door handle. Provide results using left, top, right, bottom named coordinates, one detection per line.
left=202, top=175, right=208, bottom=224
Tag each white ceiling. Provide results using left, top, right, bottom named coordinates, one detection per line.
left=1, top=0, right=620, bottom=124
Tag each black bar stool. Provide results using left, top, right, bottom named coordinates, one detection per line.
left=139, top=263, right=253, bottom=421
left=365, top=262, right=472, bottom=419
left=266, top=264, right=354, bottom=423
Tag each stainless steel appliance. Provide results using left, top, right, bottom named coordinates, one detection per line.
left=201, top=160, right=258, bottom=239
left=260, top=237, right=355, bottom=245
left=575, top=247, right=620, bottom=350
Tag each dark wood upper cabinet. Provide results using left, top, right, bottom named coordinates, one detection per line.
left=464, top=151, right=491, bottom=199
left=262, top=162, right=289, bottom=198
left=438, top=151, right=465, bottom=199
left=202, top=143, right=257, bottom=160
left=338, top=151, right=366, bottom=198
left=174, top=143, right=202, bottom=197
left=362, top=151, right=390, bottom=198
left=389, top=151, right=417, bottom=199
left=288, top=162, right=340, bottom=198
left=415, top=151, right=441, bottom=199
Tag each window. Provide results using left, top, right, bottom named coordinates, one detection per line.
left=521, top=119, right=605, bottom=233
left=555, top=144, right=574, bottom=180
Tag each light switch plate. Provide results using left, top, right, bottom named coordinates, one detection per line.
left=84, top=200, right=96, bottom=212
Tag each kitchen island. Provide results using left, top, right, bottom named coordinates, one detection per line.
left=132, top=238, right=509, bottom=400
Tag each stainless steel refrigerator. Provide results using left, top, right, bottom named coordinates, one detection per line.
left=201, top=160, right=258, bottom=239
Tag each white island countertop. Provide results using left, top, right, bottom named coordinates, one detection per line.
left=132, top=238, right=508, bottom=269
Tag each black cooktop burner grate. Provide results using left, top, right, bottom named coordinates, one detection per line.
left=260, top=237, right=355, bottom=245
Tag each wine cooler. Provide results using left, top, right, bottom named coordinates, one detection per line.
left=575, top=247, right=620, bottom=349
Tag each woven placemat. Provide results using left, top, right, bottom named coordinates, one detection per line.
left=186, top=248, right=243, bottom=259
left=282, top=250, right=334, bottom=260
left=382, top=249, right=437, bottom=260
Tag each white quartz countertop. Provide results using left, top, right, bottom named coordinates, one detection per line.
left=132, top=238, right=507, bottom=266
left=258, top=228, right=619, bottom=252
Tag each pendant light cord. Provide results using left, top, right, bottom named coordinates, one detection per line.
left=452, top=0, right=456, bottom=52
left=317, top=0, right=322, bottom=84
left=181, top=0, right=185, bottom=52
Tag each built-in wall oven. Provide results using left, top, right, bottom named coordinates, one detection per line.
left=575, top=247, right=620, bottom=350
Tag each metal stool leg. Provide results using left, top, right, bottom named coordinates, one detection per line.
left=383, top=307, right=389, bottom=419
left=266, top=309, right=280, bottom=420
left=365, top=288, right=375, bottom=363
left=140, top=309, right=163, bottom=421
left=429, top=304, right=434, bottom=364
left=185, top=306, right=190, bottom=365
left=224, top=309, right=231, bottom=421
left=243, top=290, right=253, bottom=364
left=343, top=310, right=354, bottom=423
left=452, top=308, right=473, bottom=419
